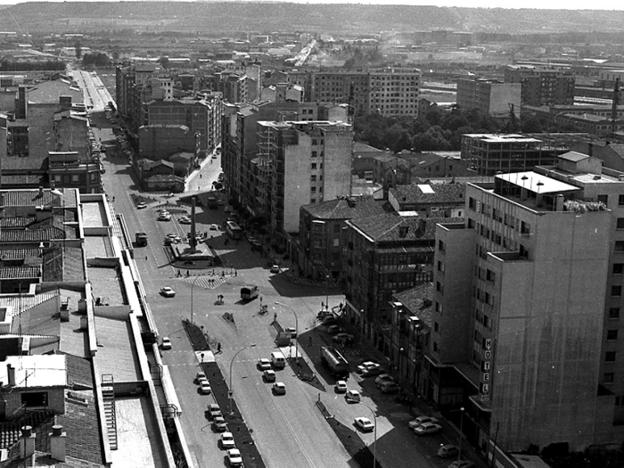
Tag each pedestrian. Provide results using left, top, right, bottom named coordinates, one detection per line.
left=186, top=270, right=190, bottom=277
left=217, top=342, right=222, bottom=353
left=309, top=336, right=312, bottom=347
left=145, top=256, right=148, bottom=261
left=221, top=271, right=225, bottom=278
left=200, top=174, right=202, bottom=179
left=234, top=269, right=237, bottom=277
left=273, top=312, right=277, bottom=323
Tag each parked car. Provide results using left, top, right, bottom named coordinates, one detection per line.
left=263, top=369, right=276, bottom=382
left=257, top=358, right=271, bottom=371
left=375, top=374, right=395, bottom=386
left=357, top=361, right=380, bottom=374
left=195, top=371, right=206, bottom=383
left=409, top=416, right=439, bottom=429
left=157, top=212, right=172, bottom=221
left=209, top=224, right=219, bottom=231
left=212, top=416, right=227, bottom=432
left=447, top=461, right=475, bottom=468
left=160, top=337, right=172, bottom=350
left=207, top=403, right=222, bottom=420
left=284, top=327, right=297, bottom=338
left=345, top=389, right=361, bottom=403
left=199, top=381, right=212, bottom=395
left=332, top=332, right=354, bottom=346
left=334, top=380, right=348, bottom=393
left=327, top=324, right=343, bottom=335
left=272, top=382, right=286, bottom=395
left=437, top=444, right=459, bottom=458
left=160, top=287, right=176, bottom=298
left=354, top=417, right=375, bottom=432
left=136, top=202, right=147, bottom=209
left=179, top=215, right=192, bottom=224
left=226, top=448, right=243, bottom=467
left=413, top=422, right=442, bottom=436
left=220, top=432, right=236, bottom=450
left=379, top=382, right=400, bottom=394
left=317, top=310, right=333, bottom=320
left=270, top=264, right=280, bottom=273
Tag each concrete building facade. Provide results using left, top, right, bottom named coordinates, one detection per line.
left=456, top=78, right=521, bottom=119
left=504, top=65, right=575, bottom=107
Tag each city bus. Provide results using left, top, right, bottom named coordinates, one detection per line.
left=225, top=220, right=243, bottom=240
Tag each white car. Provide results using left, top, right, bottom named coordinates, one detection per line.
left=195, top=371, right=206, bottom=383
left=179, top=215, right=192, bottom=224
left=220, top=432, right=236, bottom=450
left=226, top=448, right=243, bottom=467
left=263, top=369, right=276, bottom=382
left=160, top=287, right=176, bottom=297
left=354, top=416, right=375, bottom=432
left=375, top=373, right=395, bottom=386
left=136, top=202, right=147, bottom=209
left=209, top=224, right=219, bottom=231
left=270, top=264, right=280, bottom=273
left=158, top=212, right=172, bottom=221
left=345, top=389, right=361, bottom=403
left=357, top=361, right=379, bottom=374
left=199, top=381, right=212, bottom=395
left=409, top=415, right=439, bottom=429
left=207, top=403, right=222, bottom=420
left=257, top=358, right=271, bottom=371
left=334, top=380, right=348, bottom=393
left=160, top=337, right=172, bottom=350
left=413, top=422, right=442, bottom=436
left=272, top=382, right=286, bottom=395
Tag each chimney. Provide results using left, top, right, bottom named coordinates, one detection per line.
left=15, top=85, right=27, bottom=119
left=555, top=194, right=565, bottom=211
left=50, top=425, right=66, bottom=462
left=19, top=426, right=35, bottom=459
left=7, top=364, right=15, bottom=387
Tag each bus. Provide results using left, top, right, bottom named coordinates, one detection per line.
left=320, top=346, right=350, bottom=378
left=225, top=220, right=243, bottom=239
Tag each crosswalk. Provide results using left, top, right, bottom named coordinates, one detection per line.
left=175, top=274, right=231, bottom=290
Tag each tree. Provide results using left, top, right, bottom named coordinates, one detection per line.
left=75, top=41, right=82, bottom=59
left=158, top=56, right=169, bottom=69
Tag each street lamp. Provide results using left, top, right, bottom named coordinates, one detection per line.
left=457, top=406, right=465, bottom=462
left=325, top=273, right=330, bottom=312
left=190, top=275, right=203, bottom=323
left=274, top=301, right=298, bottom=361
left=363, top=403, right=377, bottom=468
left=228, top=344, right=257, bottom=415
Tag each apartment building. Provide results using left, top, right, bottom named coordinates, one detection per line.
left=255, top=120, right=352, bottom=235
left=504, top=65, right=575, bottom=106
left=429, top=153, right=624, bottom=456
left=460, top=133, right=568, bottom=175
left=221, top=101, right=348, bottom=222
left=456, top=78, right=521, bottom=118
left=369, top=66, right=421, bottom=117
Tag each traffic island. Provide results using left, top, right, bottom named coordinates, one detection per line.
left=182, top=320, right=266, bottom=468
left=286, top=356, right=325, bottom=391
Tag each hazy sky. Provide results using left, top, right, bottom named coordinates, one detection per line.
left=0, top=0, right=623, bottom=9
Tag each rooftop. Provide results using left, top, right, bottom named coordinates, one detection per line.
left=393, top=282, right=434, bottom=328
left=348, top=213, right=458, bottom=243
left=26, top=78, right=83, bottom=105
left=0, top=355, right=66, bottom=388
left=463, top=133, right=542, bottom=144
left=495, top=171, right=580, bottom=194
left=302, top=196, right=386, bottom=220
left=390, top=183, right=465, bottom=205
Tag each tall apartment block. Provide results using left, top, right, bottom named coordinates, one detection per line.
left=255, top=120, right=352, bottom=235
left=504, top=65, right=575, bottom=106
left=296, top=67, right=421, bottom=118
left=456, top=78, right=521, bottom=119
left=430, top=152, right=624, bottom=455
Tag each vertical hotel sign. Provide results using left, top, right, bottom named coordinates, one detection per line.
left=480, top=338, right=492, bottom=401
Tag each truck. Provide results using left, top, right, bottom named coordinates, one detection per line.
left=320, top=346, right=350, bottom=378
left=135, top=232, right=148, bottom=247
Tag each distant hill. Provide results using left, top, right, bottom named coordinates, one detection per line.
left=1, top=2, right=624, bottom=35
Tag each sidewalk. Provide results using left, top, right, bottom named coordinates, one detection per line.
left=184, top=150, right=220, bottom=193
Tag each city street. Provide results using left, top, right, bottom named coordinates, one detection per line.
left=87, top=69, right=459, bottom=467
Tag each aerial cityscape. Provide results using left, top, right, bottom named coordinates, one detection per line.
left=1, top=1, right=624, bottom=468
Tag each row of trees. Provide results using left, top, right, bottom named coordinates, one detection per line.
left=82, top=52, right=112, bottom=68
left=353, top=106, right=576, bottom=153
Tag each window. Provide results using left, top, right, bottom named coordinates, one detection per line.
left=606, top=351, right=617, bottom=362
left=486, top=269, right=495, bottom=282
left=614, top=264, right=624, bottom=274
left=21, top=392, right=48, bottom=407
left=619, top=194, right=624, bottom=206
left=597, top=194, right=608, bottom=205
left=613, top=286, right=622, bottom=296
left=610, top=308, right=620, bottom=319
left=438, top=240, right=445, bottom=252
left=618, top=218, right=624, bottom=230
left=311, top=163, right=317, bottom=169
left=433, top=342, right=438, bottom=352
left=608, top=330, right=619, bottom=340
left=436, top=281, right=443, bottom=293
left=604, top=372, right=615, bottom=383
left=617, top=241, right=624, bottom=252
left=437, top=261, right=444, bottom=272
left=311, top=151, right=318, bottom=158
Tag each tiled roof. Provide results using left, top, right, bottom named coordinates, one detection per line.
left=394, top=282, right=434, bottom=328
left=0, top=174, right=44, bottom=186
left=57, top=390, right=105, bottom=464
left=11, top=295, right=59, bottom=336
left=390, top=183, right=466, bottom=205
left=0, top=190, right=61, bottom=208
left=408, top=152, right=443, bottom=167
left=558, top=150, right=589, bottom=162
left=302, top=197, right=387, bottom=220
left=349, top=214, right=459, bottom=242
left=26, top=78, right=83, bottom=105
left=0, top=217, right=36, bottom=228
left=0, top=248, right=39, bottom=260
left=0, top=266, right=40, bottom=279
left=0, top=227, right=64, bottom=243
left=66, top=354, right=94, bottom=389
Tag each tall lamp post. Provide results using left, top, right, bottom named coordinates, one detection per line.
left=457, top=406, right=465, bottom=462
left=363, top=404, right=378, bottom=468
left=190, top=275, right=203, bottom=323
left=228, top=344, right=256, bottom=415
left=275, top=301, right=298, bottom=361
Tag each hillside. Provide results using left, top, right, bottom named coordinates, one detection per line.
left=0, top=2, right=623, bottom=35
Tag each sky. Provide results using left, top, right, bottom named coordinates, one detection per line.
left=0, top=0, right=623, bottom=9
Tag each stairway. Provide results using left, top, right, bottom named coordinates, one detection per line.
left=101, top=374, right=118, bottom=450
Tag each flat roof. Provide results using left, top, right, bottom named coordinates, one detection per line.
left=0, top=354, right=66, bottom=388
left=496, top=171, right=580, bottom=194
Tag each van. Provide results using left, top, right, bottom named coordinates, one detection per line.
left=240, top=285, right=259, bottom=301
left=270, top=351, right=286, bottom=369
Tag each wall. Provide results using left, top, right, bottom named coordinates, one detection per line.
left=489, top=83, right=521, bottom=118
left=322, top=128, right=352, bottom=202
left=283, top=133, right=312, bottom=233
left=138, top=125, right=195, bottom=160
left=3, top=386, right=65, bottom=417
